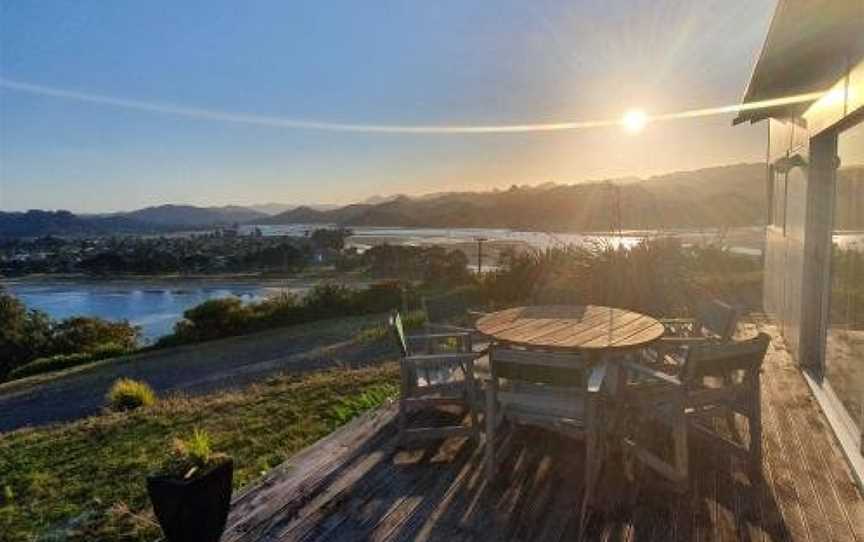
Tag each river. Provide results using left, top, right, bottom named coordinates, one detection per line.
left=2, top=225, right=771, bottom=342
left=1, top=278, right=317, bottom=343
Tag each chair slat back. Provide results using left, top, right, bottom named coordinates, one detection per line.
left=423, top=293, right=469, bottom=325
left=490, top=346, right=587, bottom=387
left=681, top=332, right=770, bottom=383
left=389, top=310, right=409, bottom=357
left=695, top=299, right=740, bottom=341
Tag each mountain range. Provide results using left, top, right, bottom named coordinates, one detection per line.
left=1, top=163, right=773, bottom=238
left=259, top=163, right=769, bottom=231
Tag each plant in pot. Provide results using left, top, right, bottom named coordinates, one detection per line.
left=147, top=428, right=233, bottom=542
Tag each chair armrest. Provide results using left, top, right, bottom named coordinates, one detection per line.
left=659, top=318, right=697, bottom=324
left=404, top=352, right=482, bottom=368
left=658, top=318, right=699, bottom=338
left=622, top=361, right=682, bottom=386
left=408, top=331, right=471, bottom=341
left=423, top=322, right=475, bottom=333
left=658, top=336, right=710, bottom=344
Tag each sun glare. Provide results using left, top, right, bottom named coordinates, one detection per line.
left=622, top=109, right=648, bottom=133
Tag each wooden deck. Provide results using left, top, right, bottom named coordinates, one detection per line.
left=221, top=323, right=864, bottom=541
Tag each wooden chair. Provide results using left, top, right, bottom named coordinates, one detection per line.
left=389, top=310, right=482, bottom=445
left=484, top=345, right=609, bottom=528
left=621, top=332, right=770, bottom=490
left=648, top=299, right=741, bottom=367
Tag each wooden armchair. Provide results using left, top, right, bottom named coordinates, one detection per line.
left=484, top=345, right=609, bottom=527
left=622, top=332, right=770, bottom=490
left=389, top=310, right=482, bottom=445
left=648, top=299, right=741, bottom=367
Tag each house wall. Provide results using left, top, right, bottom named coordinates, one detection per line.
left=763, top=57, right=864, bottom=367
left=764, top=119, right=810, bottom=361
left=762, top=57, right=864, bottom=485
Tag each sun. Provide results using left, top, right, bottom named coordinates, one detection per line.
left=621, top=109, right=648, bottom=133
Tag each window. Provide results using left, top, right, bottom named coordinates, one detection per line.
left=825, top=118, right=864, bottom=434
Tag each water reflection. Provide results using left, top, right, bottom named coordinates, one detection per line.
left=2, top=281, right=307, bottom=343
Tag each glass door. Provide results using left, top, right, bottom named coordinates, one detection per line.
left=825, top=119, right=864, bottom=438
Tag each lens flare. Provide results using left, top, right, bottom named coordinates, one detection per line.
left=622, top=110, right=648, bottom=133
left=0, top=77, right=830, bottom=135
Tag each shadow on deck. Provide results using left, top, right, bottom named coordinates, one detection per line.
left=222, top=324, right=864, bottom=542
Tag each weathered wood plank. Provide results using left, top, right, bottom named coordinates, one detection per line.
left=223, top=323, right=864, bottom=542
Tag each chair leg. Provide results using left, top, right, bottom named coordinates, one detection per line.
left=485, top=379, right=498, bottom=481
left=465, top=360, right=481, bottom=443
left=672, top=393, right=689, bottom=490
left=398, top=361, right=412, bottom=446
left=580, top=394, right=602, bottom=540
left=749, top=373, right=763, bottom=480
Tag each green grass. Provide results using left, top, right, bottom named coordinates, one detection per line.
left=353, top=309, right=426, bottom=344
left=5, top=343, right=134, bottom=383
left=0, top=363, right=399, bottom=542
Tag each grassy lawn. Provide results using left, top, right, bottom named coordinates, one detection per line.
left=0, top=363, right=399, bottom=541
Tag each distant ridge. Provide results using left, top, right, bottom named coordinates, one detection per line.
left=2, top=164, right=777, bottom=238
left=247, top=202, right=340, bottom=215
left=256, top=163, right=769, bottom=231
left=0, top=210, right=167, bottom=238
left=117, top=204, right=267, bottom=227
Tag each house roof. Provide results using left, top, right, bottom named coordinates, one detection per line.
left=734, top=0, right=864, bottom=125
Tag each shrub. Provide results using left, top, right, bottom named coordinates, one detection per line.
left=106, top=378, right=156, bottom=411
left=352, top=281, right=404, bottom=314
left=0, top=289, right=53, bottom=378
left=8, top=352, right=91, bottom=381
left=51, top=316, right=139, bottom=355
left=160, top=281, right=413, bottom=347
left=6, top=342, right=133, bottom=381
left=173, top=297, right=253, bottom=342
left=478, top=238, right=753, bottom=317
left=302, top=283, right=356, bottom=319
left=252, top=291, right=302, bottom=326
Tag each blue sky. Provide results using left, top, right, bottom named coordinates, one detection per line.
left=0, top=0, right=776, bottom=212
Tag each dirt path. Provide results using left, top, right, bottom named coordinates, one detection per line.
left=0, top=314, right=394, bottom=434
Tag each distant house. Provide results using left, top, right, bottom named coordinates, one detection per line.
left=736, top=0, right=864, bottom=483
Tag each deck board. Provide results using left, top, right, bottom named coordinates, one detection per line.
left=224, top=323, right=864, bottom=542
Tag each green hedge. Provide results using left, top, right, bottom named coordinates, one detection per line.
left=158, top=281, right=409, bottom=347
left=7, top=343, right=131, bottom=381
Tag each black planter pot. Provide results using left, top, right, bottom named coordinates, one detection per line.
left=147, top=459, right=234, bottom=542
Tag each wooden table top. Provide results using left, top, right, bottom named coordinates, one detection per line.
left=475, top=305, right=664, bottom=352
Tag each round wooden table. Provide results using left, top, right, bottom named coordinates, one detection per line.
left=475, top=305, right=665, bottom=354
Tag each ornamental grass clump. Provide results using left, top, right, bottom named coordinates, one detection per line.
left=106, top=377, right=156, bottom=411
left=161, top=428, right=229, bottom=480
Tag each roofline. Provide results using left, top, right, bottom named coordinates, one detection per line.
left=733, top=1, right=784, bottom=125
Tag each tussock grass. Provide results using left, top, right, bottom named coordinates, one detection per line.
left=105, top=378, right=157, bottom=411
left=0, top=363, right=398, bottom=541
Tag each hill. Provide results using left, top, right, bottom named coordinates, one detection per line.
left=118, top=204, right=267, bottom=227
left=247, top=202, right=339, bottom=215
left=0, top=210, right=165, bottom=238
left=258, top=163, right=768, bottom=231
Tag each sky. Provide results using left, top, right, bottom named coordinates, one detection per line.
left=0, top=0, right=777, bottom=213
